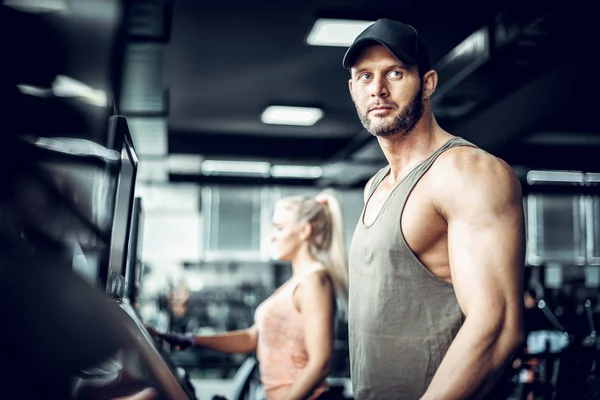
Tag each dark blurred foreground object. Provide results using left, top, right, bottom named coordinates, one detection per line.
left=0, top=239, right=128, bottom=398
left=0, top=3, right=193, bottom=398
left=0, top=234, right=196, bottom=400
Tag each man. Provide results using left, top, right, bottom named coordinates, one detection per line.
left=344, top=19, right=525, bottom=399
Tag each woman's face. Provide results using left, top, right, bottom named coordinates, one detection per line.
left=270, top=202, right=306, bottom=262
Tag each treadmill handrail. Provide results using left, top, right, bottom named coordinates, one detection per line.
left=231, top=356, right=258, bottom=400
left=117, top=301, right=190, bottom=400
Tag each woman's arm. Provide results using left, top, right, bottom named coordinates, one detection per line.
left=194, top=326, right=258, bottom=354
left=153, top=326, right=258, bottom=354
left=282, top=271, right=335, bottom=400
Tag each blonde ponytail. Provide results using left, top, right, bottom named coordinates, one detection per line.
left=314, top=190, right=348, bottom=306
left=278, top=189, right=349, bottom=314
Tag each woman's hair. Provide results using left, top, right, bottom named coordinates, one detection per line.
left=277, top=189, right=349, bottom=307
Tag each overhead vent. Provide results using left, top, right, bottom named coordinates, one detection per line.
left=432, top=6, right=564, bottom=124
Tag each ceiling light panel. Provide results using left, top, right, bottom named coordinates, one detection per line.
left=201, top=160, right=271, bottom=176
left=306, top=18, right=374, bottom=47
left=271, top=165, right=323, bottom=179
left=261, top=106, right=324, bottom=126
left=526, top=170, right=585, bottom=185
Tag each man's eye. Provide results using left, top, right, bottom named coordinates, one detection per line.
left=359, top=73, right=372, bottom=81
left=389, top=70, right=402, bottom=78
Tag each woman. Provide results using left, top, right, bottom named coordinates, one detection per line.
left=154, top=190, right=348, bottom=400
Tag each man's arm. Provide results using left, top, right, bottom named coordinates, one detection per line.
left=421, top=148, right=525, bottom=400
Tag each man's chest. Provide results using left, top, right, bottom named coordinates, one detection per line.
left=362, top=177, right=447, bottom=258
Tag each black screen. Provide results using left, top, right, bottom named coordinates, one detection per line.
left=105, top=116, right=138, bottom=297
left=124, top=197, right=144, bottom=302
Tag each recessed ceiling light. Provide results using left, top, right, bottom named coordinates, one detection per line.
left=202, top=160, right=271, bottom=176
left=168, top=154, right=203, bottom=174
left=17, top=84, right=51, bottom=97
left=4, top=0, right=68, bottom=13
left=17, top=74, right=107, bottom=107
left=261, top=106, right=323, bottom=126
left=306, top=18, right=374, bottom=47
left=526, top=170, right=584, bottom=185
left=18, top=75, right=107, bottom=107
left=585, top=173, right=600, bottom=183
left=271, top=165, right=323, bottom=179
left=52, top=75, right=107, bottom=107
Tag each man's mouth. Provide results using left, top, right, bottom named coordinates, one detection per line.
left=370, top=106, right=393, bottom=114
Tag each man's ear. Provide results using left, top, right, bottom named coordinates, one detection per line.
left=348, top=78, right=353, bottom=96
left=422, top=70, right=438, bottom=100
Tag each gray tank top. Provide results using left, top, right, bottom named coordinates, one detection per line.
left=348, top=137, right=475, bottom=400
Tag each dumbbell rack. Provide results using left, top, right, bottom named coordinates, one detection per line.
left=512, top=297, right=598, bottom=400
left=552, top=299, right=600, bottom=399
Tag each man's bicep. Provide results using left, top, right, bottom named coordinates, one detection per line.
left=449, top=208, right=524, bottom=314
left=445, top=165, right=525, bottom=321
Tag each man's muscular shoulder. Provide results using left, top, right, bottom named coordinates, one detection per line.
left=428, top=146, right=522, bottom=216
left=433, top=145, right=510, bottom=178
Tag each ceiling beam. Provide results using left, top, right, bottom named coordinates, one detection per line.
left=451, top=56, right=585, bottom=152
left=169, top=173, right=323, bottom=188
left=168, top=131, right=348, bottom=163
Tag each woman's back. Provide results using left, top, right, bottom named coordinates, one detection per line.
left=254, top=268, right=329, bottom=400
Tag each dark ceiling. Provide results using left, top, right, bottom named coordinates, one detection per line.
left=164, top=0, right=517, bottom=160
left=2, top=0, right=598, bottom=188
left=162, top=0, right=600, bottom=187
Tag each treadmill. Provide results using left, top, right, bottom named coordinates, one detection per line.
left=67, top=115, right=199, bottom=400
left=0, top=112, right=199, bottom=399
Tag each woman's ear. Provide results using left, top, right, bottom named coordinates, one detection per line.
left=300, top=223, right=312, bottom=241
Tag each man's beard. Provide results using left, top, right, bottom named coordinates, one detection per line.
left=356, top=85, right=424, bottom=138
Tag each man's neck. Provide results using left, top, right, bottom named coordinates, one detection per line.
left=377, top=113, right=452, bottom=183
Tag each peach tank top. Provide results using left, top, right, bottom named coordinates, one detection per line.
left=254, top=269, right=328, bottom=400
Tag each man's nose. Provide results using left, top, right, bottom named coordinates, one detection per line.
left=370, top=76, right=389, bottom=98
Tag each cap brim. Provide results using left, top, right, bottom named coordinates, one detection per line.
left=342, top=37, right=418, bottom=69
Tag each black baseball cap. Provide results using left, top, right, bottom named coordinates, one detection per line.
left=342, top=18, right=431, bottom=74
